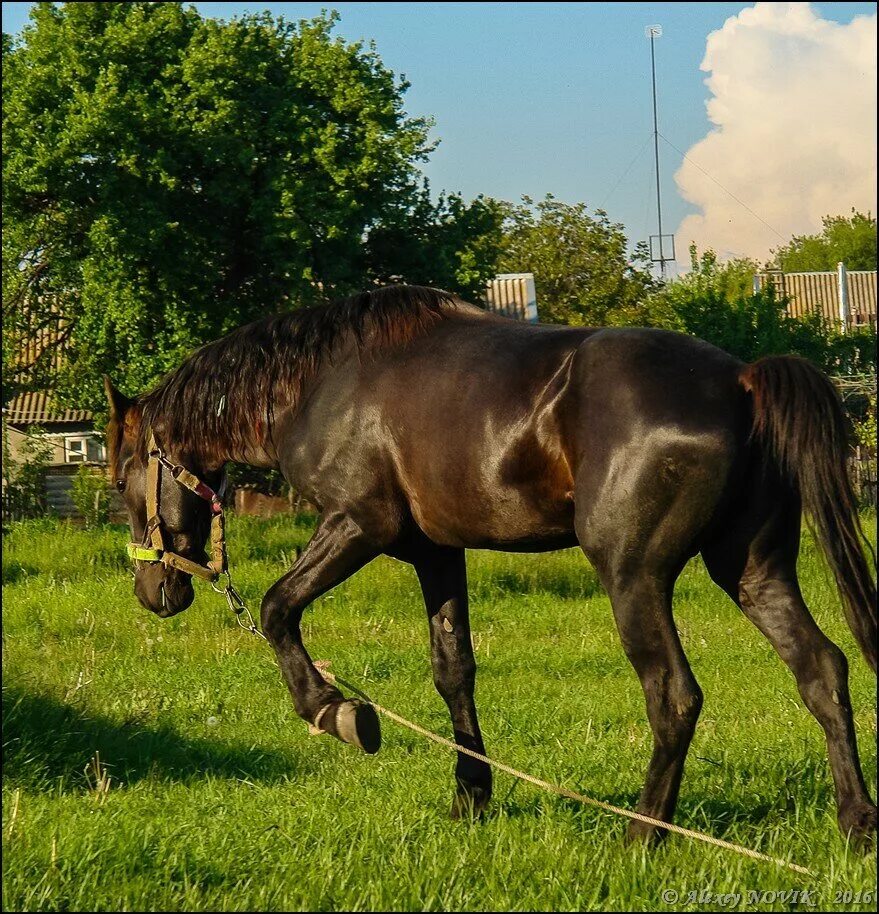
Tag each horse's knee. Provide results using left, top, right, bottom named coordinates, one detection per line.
left=433, top=655, right=476, bottom=703
left=675, top=679, right=703, bottom=731
left=814, top=637, right=848, bottom=684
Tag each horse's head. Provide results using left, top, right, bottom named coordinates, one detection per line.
left=105, top=376, right=222, bottom=617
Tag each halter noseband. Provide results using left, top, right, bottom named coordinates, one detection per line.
left=126, top=431, right=228, bottom=581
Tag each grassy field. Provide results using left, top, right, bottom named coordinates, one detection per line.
left=2, top=514, right=876, bottom=912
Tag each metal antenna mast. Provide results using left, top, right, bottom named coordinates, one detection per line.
left=645, top=25, right=673, bottom=276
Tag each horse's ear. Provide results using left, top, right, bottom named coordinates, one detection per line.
left=103, top=375, right=132, bottom=420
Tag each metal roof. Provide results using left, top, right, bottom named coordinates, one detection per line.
left=2, top=391, right=92, bottom=424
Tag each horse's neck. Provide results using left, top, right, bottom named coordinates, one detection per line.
left=220, top=426, right=281, bottom=472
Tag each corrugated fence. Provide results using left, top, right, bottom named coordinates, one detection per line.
left=755, top=267, right=876, bottom=329
left=484, top=273, right=539, bottom=322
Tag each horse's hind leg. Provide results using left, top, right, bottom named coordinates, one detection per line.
left=703, top=493, right=877, bottom=844
left=260, top=511, right=382, bottom=753
left=575, top=441, right=728, bottom=841
left=413, top=543, right=492, bottom=818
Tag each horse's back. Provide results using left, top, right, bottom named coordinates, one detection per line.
left=381, top=319, right=748, bottom=553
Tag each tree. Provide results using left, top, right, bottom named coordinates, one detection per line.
left=365, top=187, right=506, bottom=302
left=70, top=464, right=111, bottom=528
left=3, top=3, right=502, bottom=410
left=1, top=424, right=52, bottom=518
left=496, top=195, right=658, bottom=326
left=770, top=210, right=877, bottom=271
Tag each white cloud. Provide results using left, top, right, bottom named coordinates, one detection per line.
left=674, top=2, right=877, bottom=265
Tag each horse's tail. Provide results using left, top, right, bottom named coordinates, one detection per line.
left=741, top=355, right=877, bottom=672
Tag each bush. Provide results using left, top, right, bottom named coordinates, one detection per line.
left=225, top=463, right=290, bottom=498
left=70, top=465, right=110, bottom=528
left=2, top=424, right=52, bottom=519
left=630, top=246, right=877, bottom=376
left=854, top=395, right=877, bottom=452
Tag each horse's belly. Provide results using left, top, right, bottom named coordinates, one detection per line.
left=403, top=456, right=576, bottom=551
left=410, top=496, right=575, bottom=550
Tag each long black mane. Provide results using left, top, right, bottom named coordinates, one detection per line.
left=138, top=285, right=461, bottom=461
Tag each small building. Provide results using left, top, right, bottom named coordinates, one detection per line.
left=3, top=294, right=113, bottom=516
left=2, top=391, right=113, bottom=518
left=3, top=391, right=105, bottom=466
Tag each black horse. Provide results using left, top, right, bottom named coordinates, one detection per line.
left=105, top=285, right=877, bottom=843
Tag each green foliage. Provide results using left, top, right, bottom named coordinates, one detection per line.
left=70, top=464, right=110, bottom=528
left=853, top=395, right=877, bottom=452
left=225, top=462, right=290, bottom=499
left=367, top=189, right=507, bottom=301
left=770, top=210, right=877, bottom=271
left=2, top=424, right=52, bottom=515
left=3, top=2, right=503, bottom=411
left=497, top=195, right=659, bottom=326
left=639, top=245, right=877, bottom=376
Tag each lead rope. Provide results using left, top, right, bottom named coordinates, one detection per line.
left=316, top=664, right=815, bottom=877
left=221, top=589, right=813, bottom=876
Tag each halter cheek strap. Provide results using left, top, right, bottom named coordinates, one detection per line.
left=126, top=431, right=227, bottom=581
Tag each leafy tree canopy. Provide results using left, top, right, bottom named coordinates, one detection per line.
left=3, top=2, right=504, bottom=409
left=496, top=195, right=659, bottom=326
left=770, top=210, right=877, bottom=272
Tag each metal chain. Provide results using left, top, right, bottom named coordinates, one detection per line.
left=211, top=570, right=267, bottom=640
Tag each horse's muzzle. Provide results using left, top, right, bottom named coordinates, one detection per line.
left=134, top=563, right=195, bottom=617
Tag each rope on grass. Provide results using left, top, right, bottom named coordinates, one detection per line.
left=315, top=663, right=814, bottom=877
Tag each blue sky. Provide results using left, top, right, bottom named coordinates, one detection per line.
left=2, top=2, right=876, bottom=269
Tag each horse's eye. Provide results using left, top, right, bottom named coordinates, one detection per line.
left=116, top=479, right=126, bottom=492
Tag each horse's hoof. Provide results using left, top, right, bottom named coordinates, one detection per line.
left=323, top=699, right=381, bottom=755
left=838, top=803, right=877, bottom=849
left=450, top=784, right=491, bottom=821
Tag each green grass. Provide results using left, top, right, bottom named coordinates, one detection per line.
left=2, top=514, right=876, bottom=912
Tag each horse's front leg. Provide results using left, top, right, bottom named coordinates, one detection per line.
left=414, top=544, right=492, bottom=818
left=261, top=511, right=381, bottom=753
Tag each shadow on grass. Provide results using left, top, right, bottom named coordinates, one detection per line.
left=471, top=568, right=604, bottom=602
left=1, top=560, right=40, bottom=585
left=2, top=687, right=309, bottom=793
left=493, top=771, right=832, bottom=837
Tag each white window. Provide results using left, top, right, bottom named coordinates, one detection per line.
left=65, top=436, right=87, bottom=463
